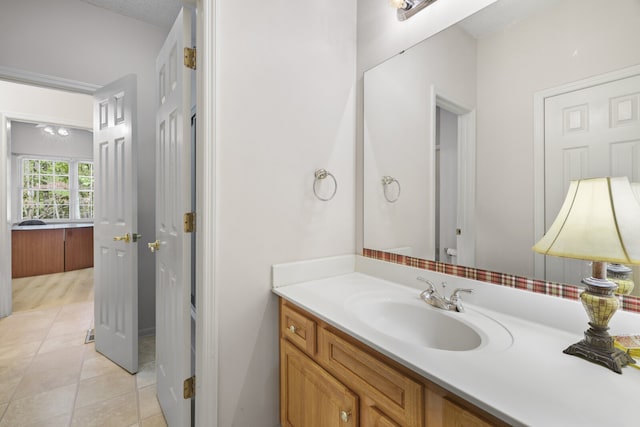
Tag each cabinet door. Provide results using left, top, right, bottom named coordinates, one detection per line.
left=318, top=328, right=423, bottom=426
left=281, top=340, right=358, bottom=427
left=364, top=405, right=401, bottom=427
left=11, top=229, right=65, bottom=278
left=65, top=227, right=94, bottom=271
left=442, top=398, right=494, bottom=427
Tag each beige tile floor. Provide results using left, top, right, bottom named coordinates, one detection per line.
left=0, top=298, right=166, bottom=426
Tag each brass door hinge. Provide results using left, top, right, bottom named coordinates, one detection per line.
left=184, top=47, right=196, bottom=70
left=184, top=212, right=196, bottom=233
left=183, top=375, right=195, bottom=399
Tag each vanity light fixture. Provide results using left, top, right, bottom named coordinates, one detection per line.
left=389, top=0, right=439, bottom=21
left=533, top=177, right=640, bottom=373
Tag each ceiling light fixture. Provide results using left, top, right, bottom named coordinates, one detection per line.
left=36, top=123, right=70, bottom=137
left=390, top=0, right=439, bottom=21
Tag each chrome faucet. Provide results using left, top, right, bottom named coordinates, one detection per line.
left=417, top=277, right=473, bottom=312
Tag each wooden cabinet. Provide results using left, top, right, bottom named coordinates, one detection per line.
left=12, top=226, right=94, bottom=278
left=11, top=228, right=65, bottom=278
left=281, top=340, right=358, bottom=426
left=279, top=299, right=508, bottom=427
left=64, top=227, right=94, bottom=271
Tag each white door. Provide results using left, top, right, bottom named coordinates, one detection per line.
left=544, top=74, right=640, bottom=285
left=93, top=74, right=139, bottom=373
left=154, top=8, right=193, bottom=426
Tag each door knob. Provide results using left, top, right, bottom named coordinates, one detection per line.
left=340, top=410, right=351, bottom=422
left=113, top=233, right=131, bottom=243
left=148, top=240, right=160, bottom=252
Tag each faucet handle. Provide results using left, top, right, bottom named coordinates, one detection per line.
left=451, top=288, right=474, bottom=298
left=450, top=288, right=473, bottom=312
left=417, top=276, right=436, bottom=291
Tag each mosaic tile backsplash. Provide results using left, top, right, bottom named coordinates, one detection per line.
left=363, top=248, right=640, bottom=314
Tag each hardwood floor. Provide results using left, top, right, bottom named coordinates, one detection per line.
left=12, top=268, right=94, bottom=312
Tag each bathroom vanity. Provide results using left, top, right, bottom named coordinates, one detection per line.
left=280, top=298, right=505, bottom=426
left=11, top=223, right=94, bottom=278
left=273, top=255, right=640, bottom=426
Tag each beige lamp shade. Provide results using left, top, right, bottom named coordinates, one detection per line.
left=533, top=177, right=640, bottom=265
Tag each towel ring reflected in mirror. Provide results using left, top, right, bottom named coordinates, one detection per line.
left=382, top=176, right=401, bottom=203
left=313, top=169, right=338, bottom=201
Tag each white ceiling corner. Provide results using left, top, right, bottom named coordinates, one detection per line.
left=79, top=0, right=183, bottom=30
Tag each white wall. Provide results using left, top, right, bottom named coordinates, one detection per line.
left=11, top=122, right=92, bottom=159
left=475, top=0, right=640, bottom=276
left=0, top=0, right=167, bottom=332
left=214, top=0, right=356, bottom=424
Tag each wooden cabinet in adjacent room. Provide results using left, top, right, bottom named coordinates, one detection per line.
left=64, top=227, right=94, bottom=271
left=11, top=228, right=65, bottom=278
left=12, top=226, right=94, bottom=278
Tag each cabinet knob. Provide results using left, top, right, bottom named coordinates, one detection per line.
left=148, top=240, right=160, bottom=252
left=340, top=410, right=351, bottom=422
left=288, top=325, right=297, bottom=334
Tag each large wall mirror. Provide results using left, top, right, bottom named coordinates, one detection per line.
left=363, top=0, right=640, bottom=296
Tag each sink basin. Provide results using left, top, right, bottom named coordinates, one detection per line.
left=346, top=291, right=513, bottom=352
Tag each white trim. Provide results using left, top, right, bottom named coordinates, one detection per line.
left=0, top=66, right=100, bottom=95
left=0, top=114, right=11, bottom=317
left=431, top=86, right=476, bottom=267
left=195, top=0, right=218, bottom=425
left=533, top=64, right=640, bottom=280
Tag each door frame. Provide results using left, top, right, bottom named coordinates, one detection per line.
left=533, top=63, right=640, bottom=280
left=430, top=86, right=476, bottom=267
left=194, top=0, right=218, bottom=424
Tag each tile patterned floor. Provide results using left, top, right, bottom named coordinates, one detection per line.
left=0, top=301, right=166, bottom=427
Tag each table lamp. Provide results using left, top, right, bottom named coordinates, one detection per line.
left=533, top=176, right=640, bottom=373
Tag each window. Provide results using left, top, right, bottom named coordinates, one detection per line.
left=77, top=162, right=94, bottom=219
left=21, top=158, right=94, bottom=221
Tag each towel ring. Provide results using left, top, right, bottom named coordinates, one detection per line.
left=313, top=169, right=337, bottom=201
left=382, top=176, right=401, bottom=203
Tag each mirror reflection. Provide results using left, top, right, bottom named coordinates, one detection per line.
left=363, top=0, right=640, bottom=295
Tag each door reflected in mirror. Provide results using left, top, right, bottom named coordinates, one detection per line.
left=363, top=0, right=640, bottom=297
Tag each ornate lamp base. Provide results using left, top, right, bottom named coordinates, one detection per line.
left=566, top=263, right=638, bottom=374
left=564, top=339, right=635, bottom=374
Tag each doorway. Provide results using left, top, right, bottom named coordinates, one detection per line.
left=431, top=90, right=476, bottom=267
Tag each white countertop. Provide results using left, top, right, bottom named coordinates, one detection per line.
left=12, top=222, right=93, bottom=231
left=272, top=255, right=640, bottom=427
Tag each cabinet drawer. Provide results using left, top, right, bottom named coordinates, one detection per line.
left=318, top=328, right=423, bottom=426
left=281, top=301, right=317, bottom=356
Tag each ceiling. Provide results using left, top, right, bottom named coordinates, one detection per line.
left=458, top=0, right=561, bottom=39
left=79, top=0, right=183, bottom=30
